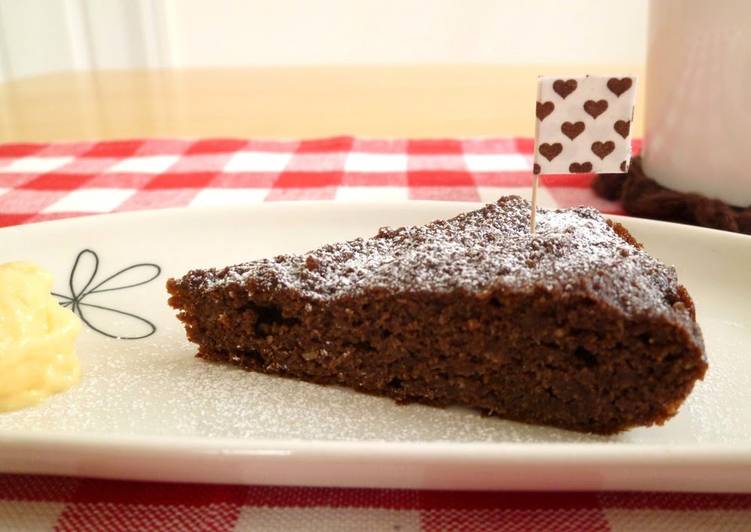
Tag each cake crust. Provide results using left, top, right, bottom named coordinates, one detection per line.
left=167, top=196, right=707, bottom=434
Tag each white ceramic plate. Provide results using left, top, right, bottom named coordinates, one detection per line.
left=0, top=201, right=750, bottom=492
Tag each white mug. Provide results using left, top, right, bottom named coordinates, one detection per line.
left=642, top=0, right=751, bottom=207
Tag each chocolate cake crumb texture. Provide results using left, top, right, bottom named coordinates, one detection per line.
left=168, top=196, right=707, bottom=435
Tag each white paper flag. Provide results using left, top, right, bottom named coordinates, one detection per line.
left=533, top=75, right=637, bottom=175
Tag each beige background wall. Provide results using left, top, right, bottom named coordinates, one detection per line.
left=0, top=0, right=647, bottom=81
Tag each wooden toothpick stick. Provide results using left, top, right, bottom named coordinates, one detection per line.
left=530, top=173, right=539, bottom=235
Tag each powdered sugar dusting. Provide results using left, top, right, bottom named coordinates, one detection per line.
left=190, top=196, right=684, bottom=320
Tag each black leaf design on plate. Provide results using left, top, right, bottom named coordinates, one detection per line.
left=52, top=249, right=161, bottom=340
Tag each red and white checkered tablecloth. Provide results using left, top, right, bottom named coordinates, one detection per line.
left=0, top=136, right=628, bottom=227
left=2, top=137, right=750, bottom=531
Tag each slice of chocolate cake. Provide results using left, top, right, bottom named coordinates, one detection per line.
left=167, top=196, right=707, bottom=434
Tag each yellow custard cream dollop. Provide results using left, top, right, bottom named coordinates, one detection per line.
left=0, top=262, right=81, bottom=412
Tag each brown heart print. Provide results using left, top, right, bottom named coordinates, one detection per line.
left=591, top=141, right=615, bottom=159
left=553, top=79, right=577, bottom=99
left=584, top=100, right=608, bottom=119
left=607, top=77, right=633, bottom=97
left=536, top=101, right=555, bottom=121
left=614, top=120, right=630, bottom=138
left=561, top=121, right=585, bottom=140
left=620, top=160, right=628, bottom=172
left=538, top=143, right=563, bottom=162
left=533, top=163, right=541, bottom=175
left=569, top=162, right=593, bottom=173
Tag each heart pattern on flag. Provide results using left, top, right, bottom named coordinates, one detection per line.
left=569, top=162, right=593, bottom=173
left=533, top=75, right=636, bottom=175
left=584, top=100, right=609, bottom=119
left=614, top=120, right=630, bottom=138
left=539, top=143, right=563, bottom=161
left=591, top=141, right=615, bottom=159
left=561, top=121, right=585, bottom=140
left=553, top=79, right=578, bottom=99
left=536, top=101, right=555, bottom=121
left=607, top=78, right=633, bottom=97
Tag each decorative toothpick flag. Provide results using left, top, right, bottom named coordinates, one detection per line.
left=530, top=75, right=637, bottom=233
